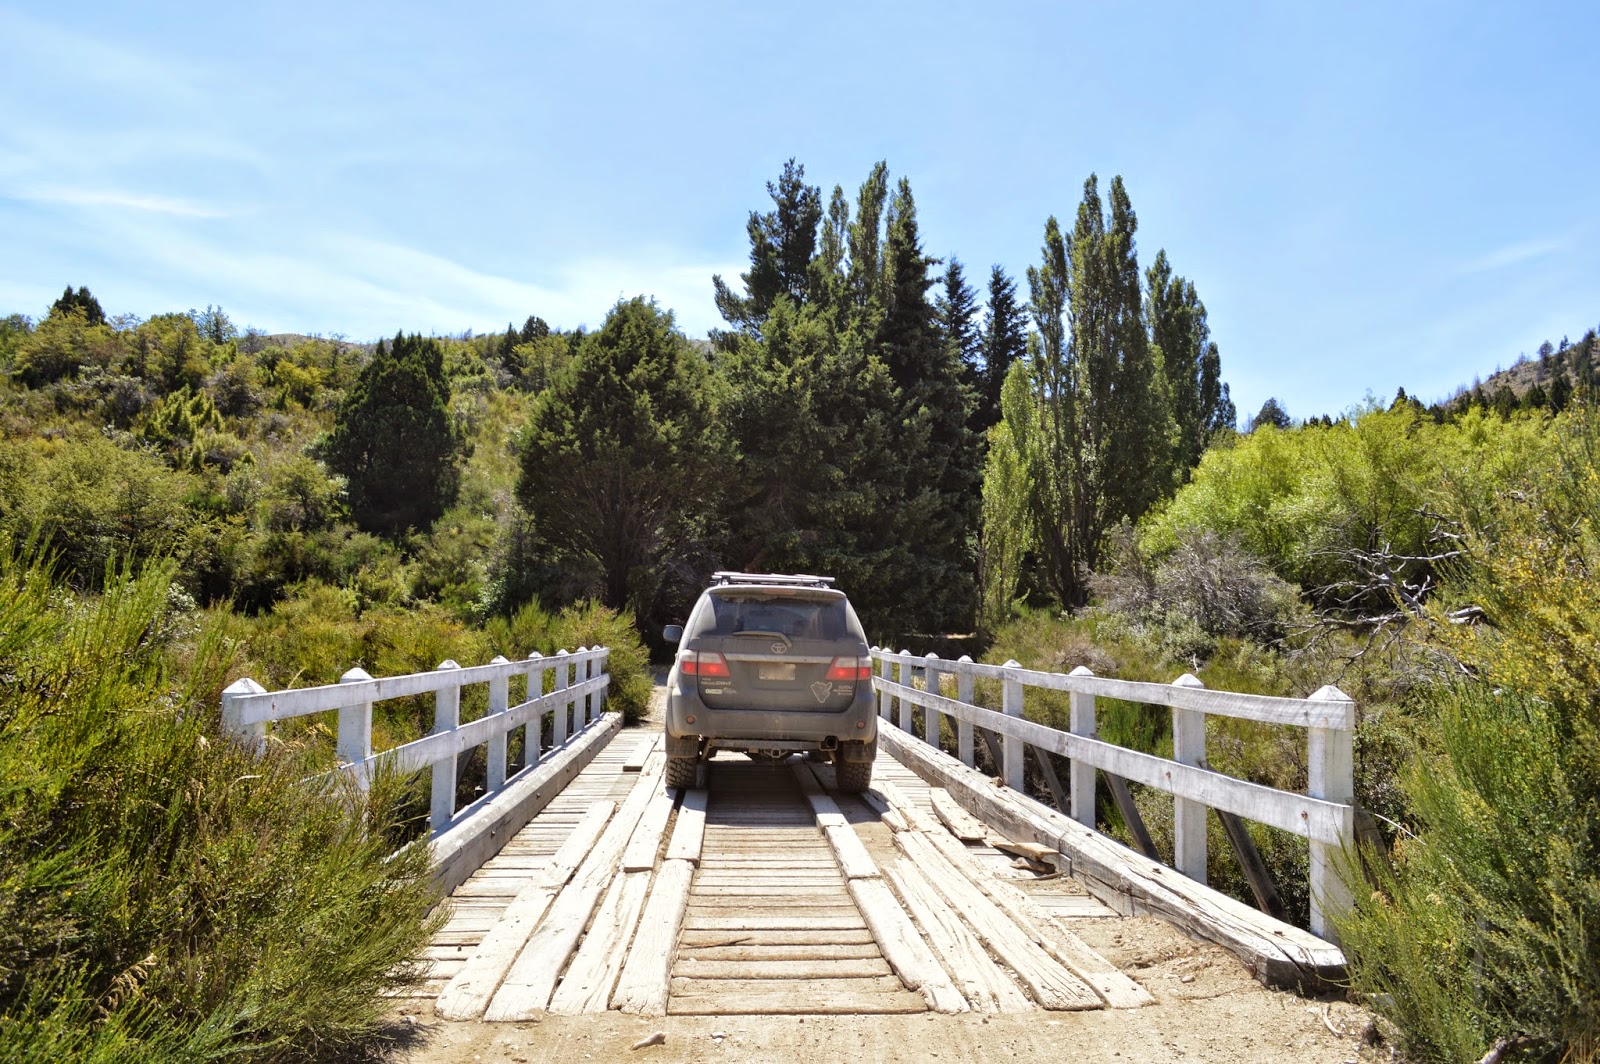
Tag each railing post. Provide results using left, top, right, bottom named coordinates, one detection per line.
left=526, top=652, right=545, bottom=767
left=596, top=647, right=609, bottom=713
left=898, top=650, right=914, bottom=734
left=877, top=649, right=893, bottom=722
left=577, top=647, right=591, bottom=727
left=338, top=667, right=374, bottom=792
left=1001, top=660, right=1024, bottom=791
left=923, top=652, right=943, bottom=750
left=1172, top=673, right=1208, bottom=884
left=956, top=656, right=975, bottom=767
left=487, top=655, right=510, bottom=794
left=431, top=660, right=461, bottom=836
left=553, top=649, right=570, bottom=747
left=1067, top=666, right=1097, bottom=827
left=1308, top=684, right=1356, bottom=941
left=221, top=677, right=267, bottom=754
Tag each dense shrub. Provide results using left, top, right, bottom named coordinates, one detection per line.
left=0, top=546, right=438, bottom=1062
left=1339, top=408, right=1600, bottom=1063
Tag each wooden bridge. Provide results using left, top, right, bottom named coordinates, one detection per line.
left=219, top=645, right=1356, bottom=1020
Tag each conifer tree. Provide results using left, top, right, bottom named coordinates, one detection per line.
left=712, top=158, right=822, bottom=336
left=516, top=298, right=732, bottom=625
left=937, top=258, right=982, bottom=392
left=324, top=333, right=460, bottom=538
left=50, top=285, right=105, bottom=326
left=977, top=266, right=1027, bottom=434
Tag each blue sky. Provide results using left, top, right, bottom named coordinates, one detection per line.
left=3, top=2, right=1597, bottom=421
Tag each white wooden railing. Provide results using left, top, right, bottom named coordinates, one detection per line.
left=870, top=648, right=1355, bottom=939
left=221, top=647, right=611, bottom=837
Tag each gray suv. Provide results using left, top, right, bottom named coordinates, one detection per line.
left=662, top=572, right=878, bottom=791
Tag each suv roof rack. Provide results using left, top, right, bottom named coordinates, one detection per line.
left=711, top=571, right=836, bottom=588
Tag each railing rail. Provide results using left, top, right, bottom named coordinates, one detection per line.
left=869, top=647, right=1355, bottom=940
left=221, top=647, right=611, bottom=838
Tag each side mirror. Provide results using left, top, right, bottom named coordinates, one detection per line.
left=662, top=625, right=683, bottom=644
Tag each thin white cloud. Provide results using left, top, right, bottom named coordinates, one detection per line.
left=13, top=186, right=231, bottom=219
left=1454, top=237, right=1570, bottom=275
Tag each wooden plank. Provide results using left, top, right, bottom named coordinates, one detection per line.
left=872, top=780, right=939, bottom=834
left=621, top=735, right=654, bottom=773
left=668, top=985, right=925, bottom=1015
left=894, top=830, right=1100, bottom=1011
left=680, top=943, right=881, bottom=962
left=987, top=836, right=1057, bottom=864
left=612, top=858, right=695, bottom=1015
left=929, top=789, right=987, bottom=842
left=884, top=860, right=1032, bottom=1014
left=673, top=958, right=892, bottom=979
left=683, top=915, right=865, bottom=931
left=822, top=824, right=881, bottom=881
left=484, top=752, right=665, bottom=1020
left=548, top=870, right=652, bottom=1014
left=880, top=726, right=1346, bottom=992
left=664, top=787, right=708, bottom=864
left=678, top=928, right=877, bottom=948
left=915, top=825, right=1153, bottom=1009
left=434, top=800, right=617, bottom=1020
left=846, top=877, right=968, bottom=1014
left=621, top=781, right=677, bottom=872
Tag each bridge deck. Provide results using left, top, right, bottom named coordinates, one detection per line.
left=414, top=725, right=1145, bottom=1017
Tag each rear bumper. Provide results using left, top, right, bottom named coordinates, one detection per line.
left=665, top=679, right=878, bottom=748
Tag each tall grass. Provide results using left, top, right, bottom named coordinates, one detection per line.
left=0, top=542, right=439, bottom=1061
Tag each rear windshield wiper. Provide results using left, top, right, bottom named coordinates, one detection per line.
left=730, top=630, right=792, bottom=649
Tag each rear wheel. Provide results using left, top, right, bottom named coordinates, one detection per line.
left=836, top=757, right=873, bottom=793
left=665, top=755, right=698, bottom=789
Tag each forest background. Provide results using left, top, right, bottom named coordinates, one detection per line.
left=3, top=159, right=1599, bottom=1063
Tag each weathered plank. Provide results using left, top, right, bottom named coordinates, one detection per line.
left=667, top=983, right=925, bottom=1015
left=547, top=870, right=652, bottom=1014
left=663, top=787, right=708, bottom=864
left=680, top=943, right=881, bottom=962
left=821, top=824, right=880, bottom=881
left=434, top=800, right=616, bottom=1020
left=621, top=780, right=677, bottom=872
left=915, top=824, right=1153, bottom=1009
left=678, top=928, right=877, bottom=948
left=846, top=877, right=968, bottom=1014
left=881, top=725, right=1346, bottom=991
left=884, top=860, right=1031, bottom=1014
left=612, top=857, right=695, bottom=1014
left=683, top=915, right=866, bottom=931
left=894, top=830, right=1100, bottom=1011
left=930, top=788, right=988, bottom=842
left=484, top=752, right=665, bottom=1019
left=673, top=958, right=892, bottom=979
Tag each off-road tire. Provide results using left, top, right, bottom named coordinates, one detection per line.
left=665, top=755, right=698, bottom=789
left=835, top=757, right=873, bottom=793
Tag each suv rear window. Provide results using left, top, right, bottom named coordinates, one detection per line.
left=691, top=591, right=854, bottom=642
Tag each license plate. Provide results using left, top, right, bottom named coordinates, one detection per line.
left=758, top=663, right=796, bottom=681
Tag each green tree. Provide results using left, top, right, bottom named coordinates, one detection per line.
left=712, top=158, right=822, bottom=336
left=977, top=265, right=1028, bottom=435
left=324, top=332, right=460, bottom=538
left=1146, top=248, right=1233, bottom=477
left=1249, top=396, right=1291, bottom=431
left=50, top=284, right=105, bottom=326
left=1016, top=175, right=1175, bottom=607
left=515, top=297, right=733, bottom=626
left=937, top=257, right=982, bottom=399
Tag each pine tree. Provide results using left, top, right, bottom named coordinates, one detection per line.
left=1249, top=397, right=1291, bottom=431
left=977, top=266, right=1027, bottom=435
left=50, top=285, right=105, bottom=326
left=937, top=258, right=982, bottom=402
left=515, top=298, right=733, bottom=624
left=712, top=158, right=822, bottom=335
left=324, top=333, right=460, bottom=538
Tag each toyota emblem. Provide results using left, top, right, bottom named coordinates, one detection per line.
left=770, top=642, right=787, bottom=654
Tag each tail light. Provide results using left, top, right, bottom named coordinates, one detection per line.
left=825, top=656, right=873, bottom=681
left=681, top=651, right=731, bottom=679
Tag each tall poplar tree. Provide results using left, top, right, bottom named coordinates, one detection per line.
left=1146, top=249, right=1234, bottom=478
